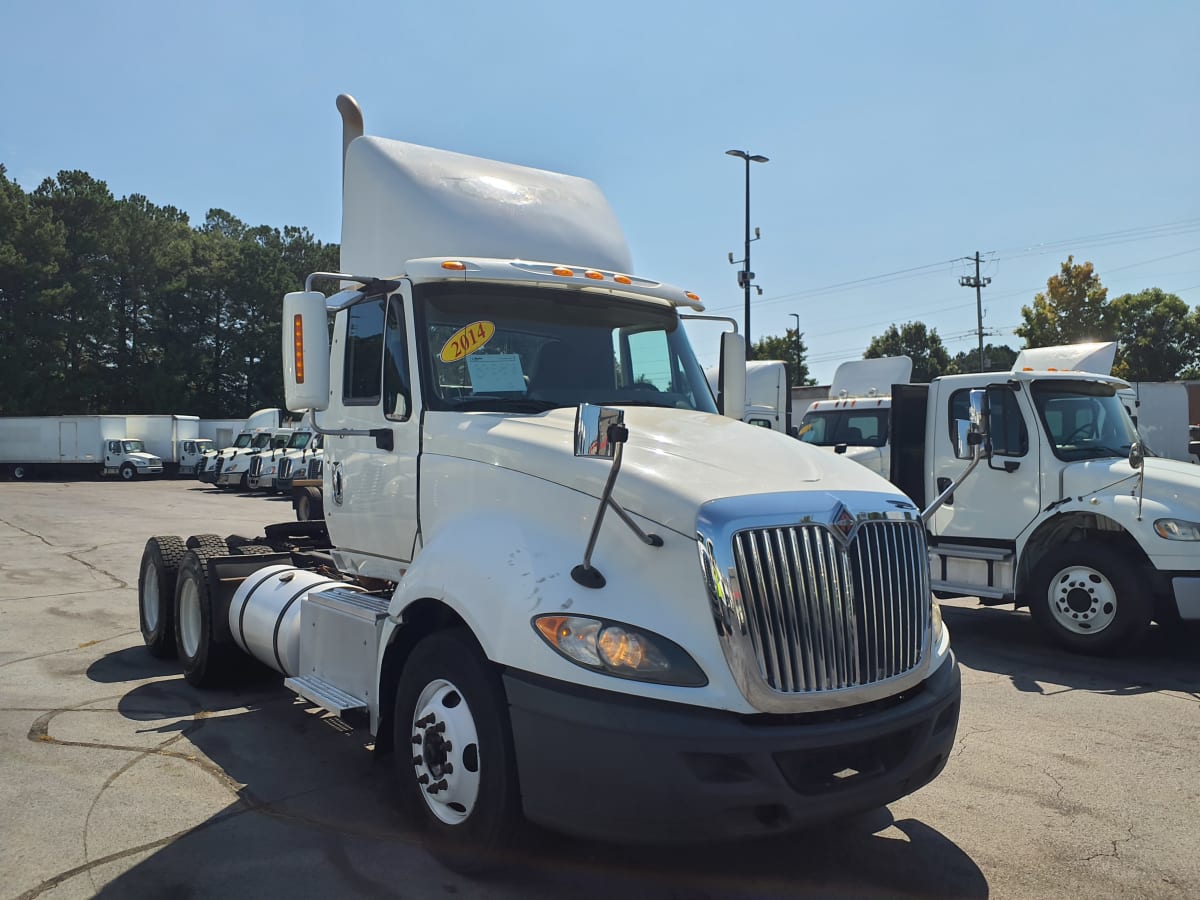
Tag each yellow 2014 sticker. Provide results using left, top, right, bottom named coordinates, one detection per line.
left=439, top=321, right=496, bottom=363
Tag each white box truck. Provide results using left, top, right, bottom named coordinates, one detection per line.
left=886, top=365, right=1200, bottom=655
left=0, top=415, right=164, bottom=480
left=124, top=414, right=212, bottom=476
left=135, top=94, right=959, bottom=863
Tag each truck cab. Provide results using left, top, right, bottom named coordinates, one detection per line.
left=102, top=439, right=163, bottom=479
left=891, top=368, right=1200, bottom=654
left=249, top=427, right=317, bottom=491
left=216, top=428, right=292, bottom=489
left=136, top=95, right=960, bottom=858
left=177, top=438, right=213, bottom=476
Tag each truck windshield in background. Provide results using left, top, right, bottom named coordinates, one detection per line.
left=122, top=440, right=145, bottom=453
left=798, top=409, right=888, bottom=447
left=414, top=283, right=718, bottom=414
left=1032, top=380, right=1139, bottom=461
left=286, top=432, right=313, bottom=450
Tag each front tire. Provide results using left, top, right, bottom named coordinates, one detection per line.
left=11, top=464, right=30, bottom=480
left=138, top=536, right=187, bottom=658
left=1029, top=543, right=1150, bottom=655
left=174, top=549, right=244, bottom=687
left=394, top=629, right=523, bottom=872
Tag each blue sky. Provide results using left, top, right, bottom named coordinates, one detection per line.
left=3, top=0, right=1198, bottom=382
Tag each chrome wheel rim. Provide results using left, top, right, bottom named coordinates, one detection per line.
left=142, top=560, right=160, bottom=632
left=410, top=677, right=481, bottom=825
left=179, top=577, right=202, bottom=658
left=1048, top=565, right=1117, bottom=635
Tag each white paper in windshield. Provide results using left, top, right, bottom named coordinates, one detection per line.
left=466, top=353, right=527, bottom=393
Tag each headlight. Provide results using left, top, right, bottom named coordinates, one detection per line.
left=133, top=459, right=148, bottom=466
left=533, top=615, right=707, bottom=687
left=1154, top=518, right=1200, bottom=541
left=932, top=600, right=945, bottom=644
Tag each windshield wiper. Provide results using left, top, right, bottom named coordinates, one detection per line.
left=452, top=398, right=562, bottom=413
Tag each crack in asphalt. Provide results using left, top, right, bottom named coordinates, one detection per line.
left=0, top=518, right=55, bottom=548
left=1041, top=768, right=1066, bottom=805
left=1077, top=824, right=1136, bottom=863
left=15, top=697, right=424, bottom=899
left=0, top=630, right=139, bottom=670
left=952, top=725, right=995, bottom=759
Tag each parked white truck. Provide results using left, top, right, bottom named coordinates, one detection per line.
left=196, top=408, right=284, bottom=484
left=135, top=94, right=959, bottom=861
left=798, top=357, right=913, bottom=478
left=123, top=414, right=212, bottom=476
left=248, top=422, right=318, bottom=492
left=887, top=364, right=1200, bottom=655
left=1, top=415, right=164, bottom=480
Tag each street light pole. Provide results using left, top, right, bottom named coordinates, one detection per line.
left=789, top=313, right=801, bottom=386
left=726, top=149, right=768, bottom=357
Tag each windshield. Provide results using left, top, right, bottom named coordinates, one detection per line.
left=196, top=440, right=212, bottom=449
left=287, top=432, right=312, bottom=450
left=1032, top=379, right=1139, bottom=461
left=122, top=440, right=145, bottom=453
left=250, top=433, right=273, bottom=449
left=798, top=409, right=888, bottom=447
left=416, top=283, right=717, bottom=414
left=233, top=434, right=252, bottom=448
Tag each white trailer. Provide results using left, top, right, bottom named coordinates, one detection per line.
left=135, top=94, right=959, bottom=863
left=0, top=415, right=164, bottom=480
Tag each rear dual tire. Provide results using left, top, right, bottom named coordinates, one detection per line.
left=138, top=536, right=187, bottom=658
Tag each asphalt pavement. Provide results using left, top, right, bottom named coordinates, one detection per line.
left=1, top=478, right=1197, bottom=899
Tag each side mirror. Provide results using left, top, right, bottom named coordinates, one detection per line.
left=282, top=291, right=332, bottom=413
left=1129, top=441, right=1144, bottom=470
left=953, top=388, right=992, bottom=461
left=718, top=331, right=746, bottom=420
left=575, top=404, right=624, bottom=459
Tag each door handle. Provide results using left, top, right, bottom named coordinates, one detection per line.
left=936, top=477, right=954, bottom=506
left=332, top=463, right=344, bottom=506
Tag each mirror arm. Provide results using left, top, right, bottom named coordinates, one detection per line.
left=606, top=494, right=663, bottom=548
left=309, top=412, right=393, bottom=451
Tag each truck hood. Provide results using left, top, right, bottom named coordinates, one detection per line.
left=422, top=408, right=909, bottom=536
left=1062, top=457, right=1200, bottom=517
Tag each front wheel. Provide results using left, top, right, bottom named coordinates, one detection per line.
left=1029, top=543, right=1151, bottom=656
left=394, top=629, right=523, bottom=872
left=119, top=463, right=136, bottom=481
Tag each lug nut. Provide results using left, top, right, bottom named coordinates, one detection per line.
left=411, top=734, right=422, bottom=745
left=412, top=756, right=423, bottom=767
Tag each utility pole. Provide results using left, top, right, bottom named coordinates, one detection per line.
left=959, top=251, right=992, bottom=373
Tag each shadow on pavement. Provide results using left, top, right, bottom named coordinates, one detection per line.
left=941, top=602, right=1200, bottom=698
left=74, top=646, right=988, bottom=899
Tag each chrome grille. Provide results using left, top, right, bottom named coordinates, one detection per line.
left=278, top=458, right=293, bottom=480
left=214, top=457, right=225, bottom=477
left=731, top=520, right=928, bottom=693
left=249, top=456, right=264, bottom=477
left=307, top=458, right=323, bottom=479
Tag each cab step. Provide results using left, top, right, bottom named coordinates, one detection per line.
left=285, top=673, right=367, bottom=716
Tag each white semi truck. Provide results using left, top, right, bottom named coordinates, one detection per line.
left=248, top=421, right=318, bottom=492
left=1, top=415, right=164, bottom=480
left=136, top=95, right=960, bottom=860
left=196, top=408, right=284, bottom=484
left=798, top=357, right=913, bottom=478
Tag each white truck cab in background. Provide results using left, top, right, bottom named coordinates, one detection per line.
left=888, top=363, right=1200, bottom=655
left=197, top=408, right=283, bottom=484
left=136, top=94, right=959, bottom=860
left=798, top=356, right=912, bottom=477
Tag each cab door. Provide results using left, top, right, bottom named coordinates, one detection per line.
left=323, top=286, right=420, bottom=577
left=927, top=383, right=1041, bottom=542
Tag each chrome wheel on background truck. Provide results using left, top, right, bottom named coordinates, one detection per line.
left=1029, top=543, right=1151, bottom=656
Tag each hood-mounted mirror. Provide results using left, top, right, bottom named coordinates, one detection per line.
left=572, top=404, right=663, bottom=589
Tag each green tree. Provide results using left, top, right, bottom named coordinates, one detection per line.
left=865, top=321, right=951, bottom=383
left=1109, top=288, right=1200, bottom=381
left=750, top=328, right=816, bottom=385
left=1015, top=256, right=1114, bottom=348
left=950, top=343, right=1018, bottom=375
